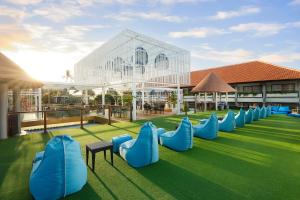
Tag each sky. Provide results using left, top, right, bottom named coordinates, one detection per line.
left=0, top=0, right=300, bottom=82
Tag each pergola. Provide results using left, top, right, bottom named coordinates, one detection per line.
left=74, top=29, right=191, bottom=120
left=0, top=52, right=43, bottom=139
left=192, top=72, right=236, bottom=111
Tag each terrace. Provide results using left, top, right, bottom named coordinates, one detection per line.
left=0, top=111, right=299, bottom=200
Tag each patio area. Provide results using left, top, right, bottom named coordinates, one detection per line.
left=0, top=111, right=299, bottom=200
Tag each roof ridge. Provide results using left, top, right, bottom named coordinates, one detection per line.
left=192, top=60, right=300, bottom=73
left=256, top=60, right=300, bottom=73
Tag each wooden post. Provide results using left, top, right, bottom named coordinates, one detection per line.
left=108, top=105, right=111, bottom=125
left=80, top=108, right=83, bottom=129
left=43, top=111, right=47, bottom=134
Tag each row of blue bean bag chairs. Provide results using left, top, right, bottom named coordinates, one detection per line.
left=30, top=135, right=87, bottom=200
left=115, top=105, right=276, bottom=169
left=116, top=106, right=275, bottom=167
left=192, top=106, right=273, bottom=140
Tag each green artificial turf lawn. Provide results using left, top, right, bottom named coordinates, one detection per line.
left=0, top=111, right=300, bottom=200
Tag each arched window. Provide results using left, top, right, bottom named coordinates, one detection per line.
left=155, top=53, right=169, bottom=70
left=135, top=47, right=148, bottom=74
left=135, top=47, right=148, bottom=65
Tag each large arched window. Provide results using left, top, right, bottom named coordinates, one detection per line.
left=155, top=53, right=169, bottom=70
left=135, top=47, right=148, bottom=74
left=135, top=47, right=148, bottom=65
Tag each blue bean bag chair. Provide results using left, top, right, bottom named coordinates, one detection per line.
left=159, top=117, right=193, bottom=151
left=30, top=135, right=87, bottom=200
left=235, top=108, right=245, bottom=128
left=193, top=113, right=218, bottom=139
left=119, top=122, right=159, bottom=168
left=272, top=106, right=291, bottom=114
left=260, top=106, right=267, bottom=118
left=245, top=108, right=254, bottom=124
left=271, top=106, right=279, bottom=113
left=253, top=107, right=260, bottom=121
left=288, top=113, right=300, bottom=118
left=218, top=111, right=235, bottom=132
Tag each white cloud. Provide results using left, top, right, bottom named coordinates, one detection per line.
left=152, top=0, right=201, bottom=4
left=210, top=6, right=260, bottom=20
left=192, top=48, right=253, bottom=63
left=259, top=53, right=300, bottom=63
left=0, top=24, right=31, bottom=50
left=21, top=24, right=106, bottom=52
left=169, top=27, right=226, bottom=38
left=230, top=23, right=286, bottom=36
left=287, top=21, right=300, bottom=28
left=4, top=0, right=42, bottom=5
left=33, top=2, right=83, bottom=22
left=0, top=6, right=27, bottom=21
left=106, top=11, right=184, bottom=23
left=289, top=0, right=300, bottom=6
left=77, top=0, right=137, bottom=5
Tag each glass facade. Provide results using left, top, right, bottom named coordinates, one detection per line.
left=74, top=29, right=190, bottom=90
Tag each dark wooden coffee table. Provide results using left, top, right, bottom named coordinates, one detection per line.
left=86, top=141, right=113, bottom=172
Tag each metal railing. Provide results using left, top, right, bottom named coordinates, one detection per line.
left=7, top=104, right=132, bottom=134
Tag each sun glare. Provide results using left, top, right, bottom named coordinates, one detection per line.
left=3, top=50, right=77, bottom=82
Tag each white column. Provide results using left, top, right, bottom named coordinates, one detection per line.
left=215, top=92, right=218, bottom=111
left=235, top=90, right=238, bottom=106
left=0, top=84, right=8, bottom=139
left=132, top=82, right=137, bottom=121
left=204, top=92, right=207, bottom=111
left=262, top=84, right=266, bottom=106
left=225, top=92, right=228, bottom=109
left=84, top=90, right=89, bottom=105
left=141, top=82, right=145, bottom=111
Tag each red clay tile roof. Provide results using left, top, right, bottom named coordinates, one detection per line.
left=190, top=61, right=300, bottom=86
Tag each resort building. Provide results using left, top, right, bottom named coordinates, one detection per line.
left=185, top=61, right=300, bottom=108
left=75, top=29, right=191, bottom=119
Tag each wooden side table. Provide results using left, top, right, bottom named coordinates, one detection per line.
left=86, top=141, right=113, bottom=172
